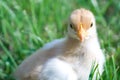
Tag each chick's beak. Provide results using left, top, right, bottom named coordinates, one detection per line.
left=77, top=24, right=86, bottom=42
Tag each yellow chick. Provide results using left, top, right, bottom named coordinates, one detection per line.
left=13, top=8, right=105, bottom=80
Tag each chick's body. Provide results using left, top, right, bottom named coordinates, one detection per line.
left=14, top=8, right=105, bottom=80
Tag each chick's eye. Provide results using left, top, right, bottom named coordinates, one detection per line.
left=90, top=23, right=93, bottom=27
left=70, top=24, right=73, bottom=29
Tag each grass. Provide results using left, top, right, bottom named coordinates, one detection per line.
left=0, top=0, right=120, bottom=80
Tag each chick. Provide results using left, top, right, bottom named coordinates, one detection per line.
left=13, top=8, right=105, bottom=80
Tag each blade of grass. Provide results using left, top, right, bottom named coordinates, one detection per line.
left=90, top=0, right=107, bottom=27
left=0, top=41, right=17, bottom=68
left=112, top=55, right=117, bottom=80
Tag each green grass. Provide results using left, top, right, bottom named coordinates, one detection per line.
left=0, top=0, right=120, bottom=80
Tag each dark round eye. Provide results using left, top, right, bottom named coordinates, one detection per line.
left=90, top=23, right=93, bottom=27
left=70, top=24, right=73, bottom=29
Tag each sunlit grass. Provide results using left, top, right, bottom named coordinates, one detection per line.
left=0, top=0, right=120, bottom=80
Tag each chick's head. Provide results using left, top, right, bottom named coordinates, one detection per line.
left=68, top=8, right=96, bottom=42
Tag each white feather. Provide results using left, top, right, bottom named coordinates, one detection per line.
left=39, top=58, right=77, bottom=80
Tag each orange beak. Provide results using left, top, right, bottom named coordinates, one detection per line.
left=77, top=24, right=86, bottom=42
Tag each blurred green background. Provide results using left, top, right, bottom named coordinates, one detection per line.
left=0, top=0, right=120, bottom=80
